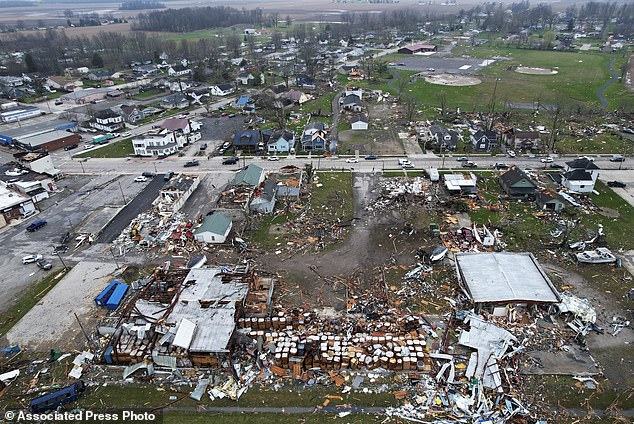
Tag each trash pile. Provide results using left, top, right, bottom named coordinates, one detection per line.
left=366, top=177, right=434, bottom=213
left=440, top=223, right=504, bottom=252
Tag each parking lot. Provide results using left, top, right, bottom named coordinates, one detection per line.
left=389, top=56, right=493, bottom=74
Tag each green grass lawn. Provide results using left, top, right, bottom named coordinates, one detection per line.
left=555, top=132, right=632, bottom=155
left=74, top=138, right=134, bottom=158
left=0, top=267, right=71, bottom=337
left=312, top=172, right=354, bottom=222
left=130, top=88, right=166, bottom=100
left=587, top=180, right=634, bottom=250
left=299, top=91, right=336, bottom=116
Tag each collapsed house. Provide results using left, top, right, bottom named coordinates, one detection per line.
left=155, top=175, right=200, bottom=218
left=105, top=265, right=270, bottom=367
left=444, top=173, right=477, bottom=195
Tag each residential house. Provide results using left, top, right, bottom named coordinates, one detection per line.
left=209, top=83, right=235, bottom=96
left=284, top=89, right=311, bottom=105
left=428, top=125, right=458, bottom=151
left=536, top=190, right=566, bottom=212
left=132, top=64, right=158, bottom=77
left=340, top=94, right=362, bottom=112
left=499, top=166, right=537, bottom=198
left=344, top=87, right=363, bottom=99
left=235, top=95, right=252, bottom=109
left=161, top=93, right=189, bottom=109
left=166, top=79, right=192, bottom=92
left=444, top=173, right=478, bottom=194
left=160, top=117, right=202, bottom=144
left=87, top=70, right=113, bottom=81
left=561, top=158, right=599, bottom=193
left=295, top=74, right=315, bottom=89
left=0, top=76, right=24, bottom=87
left=233, top=130, right=262, bottom=153
left=132, top=131, right=183, bottom=157
left=470, top=130, right=498, bottom=152
left=119, top=104, right=145, bottom=124
left=250, top=179, right=277, bottom=214
left=90, top=109, right=124, bottom=132
left=45, top=76, right=83, bottom=91
left=301, top=122, right=327, bottom=152
left=194, top=213, right=232, bottom=243
left=233, top=164, right=265, bottom=187
left=505, top=129, right=542, bottom=151
left=276, top=166, right=302, bottom=199
left=350, top=114, right=369, bottom=130
left=168, top=64, right=192, bottom=77
left=267, top=130, right=295, bottom=153
left=236, top=72, right=257, bottom=85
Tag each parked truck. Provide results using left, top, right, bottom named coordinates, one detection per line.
left=91, top=135, right=108, bottom=144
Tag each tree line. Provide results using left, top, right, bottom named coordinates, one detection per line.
left=133, top=6, right=265, bottom=32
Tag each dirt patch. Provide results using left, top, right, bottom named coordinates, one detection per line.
left=515, top=66, right=559, bottom=75
left=424, top=73, right=481, bottom=86
left=338, top=102, right=406, bottom=155
left=597, top=207, right=620, bottom=218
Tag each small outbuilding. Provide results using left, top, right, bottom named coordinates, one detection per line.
left=194, top=213, right=232, bottom=244
left=499, top=166, right=537, bottom=198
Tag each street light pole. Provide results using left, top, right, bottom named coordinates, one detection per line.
left=79, top=160, right=85, bottom=174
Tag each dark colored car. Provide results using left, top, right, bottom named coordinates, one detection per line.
left=609, top=156, right=625, bottom=162
left=163, top=171, right=174, bottom=181
left=200, top=143, right=208, bottom=150
left=184, top=160, right=199, bottom=167
left=26, top=220, right=47, bottom=232
left=37, top=259, right=53, bottom=270
left=64, top=143, right=79, bottom=151
left=607, top=181, right=626, bottom=188
left=222, top=156, right=238, bottom=165
left=549, top=163, right=564, bottom=169
left=142, top=172, right=156, bottom=177
left=364, top=154, right=377, bottom=160
left=494, top=163, right=510, bottom=170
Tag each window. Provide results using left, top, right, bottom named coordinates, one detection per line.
left=580, top=185, right=585, bottom=188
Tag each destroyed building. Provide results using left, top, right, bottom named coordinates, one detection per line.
left=155, top=175, right=200, bottom=218
left=443, top=173, right=477, bottom=195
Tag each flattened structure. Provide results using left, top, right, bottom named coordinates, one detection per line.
left=455, top=252, right=560, bottom=304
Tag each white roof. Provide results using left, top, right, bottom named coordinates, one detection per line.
left=456, top=252, right=560, bottom=303
left=180, top=268, right=248, bottom=303
left=444, top=173, right=477, bottom=191
left=0, top=184, right=31, bottom=209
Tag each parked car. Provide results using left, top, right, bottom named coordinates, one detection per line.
left=222, top=156, right=238, bottom=165
left=22, top=254, right=43, bottom=264
left=163, top=171, right=174, bottom=181
left=200, top=143, right=208, bottom=150
left=37, top=259, right=52, bottom=270
left=494, top=163, right=510, bottom=170
left=364, top=154, right=377, bottom=160
left=507, top=150, right=516, bottom=158
left=222, top=142, right=231, bottom=149
left=550, top=163, right=564, bottom=169
left=60, top=232, right=71, bottom=245
left=26, top=220, right=47, bottom=232
left=578, top=156, right=595, bottom=161
left=64, top=143, right=79, bottom=151
left=267, top=156, right=280, bottom=161
left=462, top=161, right=478, bottom=168
left=184, top=160, right=200, bottom=167
left=399, top=158, right=414, bottom=168
left=228, top=113, right=236, bottom=118
left=345, top=158, right=359, bottom=163
left=540, top=157, right=554, bottom=163
left=141, top=172, right=156, bottom=177
left=54, top=99, right=63, bottom=105
left=609, top=155, right=625, bottom=162
left=134, top=176, right=148, bottom=182
left=607, top=181, right=626, bottom=188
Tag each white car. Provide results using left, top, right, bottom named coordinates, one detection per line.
left=507, top=150, right=516, bottom=158
left=267, top=156, right=280, bottom=161
left=540, top=157, right=554, bottom=163
left=121, top=131, right=132, bottom=137
left=578, top=156, right=595, bottom=162
left=134, top=176, right=148, bottom=182
left=345, top=158, right=359, bottom=163
left=22, top=254, right=43, bottom=264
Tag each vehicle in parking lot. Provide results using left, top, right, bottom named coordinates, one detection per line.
left=37, top=259, right=52, bottom=270
left=222, top=156, right=238, bottom=165
left=64, top=143, right=79, bottom=151
left=184, top=160, right=200, bottom=167
left=22, top=254, right=43, bottom=264
left=607, top=181, right=626, bottom=188
left=609, top=155, right=625, bottom=162
left=163, top=171, right=174, bottom=181
left=134, top=176, right=148, bottom=182
left=494, top=163, right=510, bottom=170
left=267, top=156, right=280, bottom=161
left=26, top=220, right=47, bottom=232
left=507, top=150, right=516, bottom=158
left=222, top=142, right=231, bottom=149
left=364, top=154, right=377, bottom=160
left=462, top=161, right=478, bottom=168
left=540, top=157, right=554, bottom=163
left=345, top=158, right=359, bottom=163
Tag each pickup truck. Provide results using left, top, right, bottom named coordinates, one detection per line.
left=26, top=219, right=47, bottom=232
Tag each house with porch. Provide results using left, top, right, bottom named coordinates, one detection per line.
left=267, top=130, right=295, bottom=153
left=561, top=158, right=599, bottom=193
left=90, top=109, right=124, bottom=132
left=499, top=166, right=537, bottom=199
left=470, top=130, right=498, bottom=152
left=233, top=130, right=262, bottom=153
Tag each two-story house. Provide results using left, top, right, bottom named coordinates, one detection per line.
left=168, top=64, right=192, bottom=77
left=267, top=130, right=295, bottom=153
left=233, top=130, right=262, bottom=153
left=209, top=83, right=235, bottom=97
left=429, top=125, right=458, bottom=151
left=301, top=122, right=328, bottom=152
left=132, top=130, right=184, bottom=157
left=119, top=104, right=145, bottom=124
left=499, top=166, right=537, bottom=199
left=470, top=130, right=498, bottom=152
left=90, top=109, right=124, bottom=132
left=160, top=117, right=202, bottom=144
left=561, top=158, right=600, bottom=193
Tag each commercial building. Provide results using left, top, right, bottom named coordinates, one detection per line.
left=0, top=182, right=35, bottom=226
left=0, top=106, right=45, bottom=123
left=0, top=119, right=76, bottom=146
left=397, top=43, right=438, bottom=54
left=13, top=130, right=81, bottom=152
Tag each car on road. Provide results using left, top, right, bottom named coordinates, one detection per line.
left=184, top=160, right=200, bottom=167
left=550, top=163, right=564, bottom=169
left=507, top=150, right=516, bottom=158
left=427, top=68, right=435, bottom=72
left=399, top=158, right=414, bottom=168
left=540, top=157, right=554, bottom=163
left=36, top=259, right=52, bottom=270
left=456, top=156, right=468, bottom=162
left=22, top=254, right=43, bottom=264
left=26, top=220, right=47, bottom=232
left=345, top=158, right=359, bottom=163
left=578, top=156, right=595, bottom=161
left=54, top=99, right=63, bottom=105
left=222, top=156, right=238, bottom=165
left=267, top=156, right=280, bottom=161
left=163, top=171, right=174, bottom=181
left=142, top=172, right=156, bottom=177
left=64, top=143, right=79, bottom=151
left=607, top=181, right=626, bottom=188
left=462, top=161, right=478, bottom=168
left=364, top=154, right=377, bottom=160
left=121, top=131, right=132, bottom=138
left=83, top=144, right=94, bottom=150
left=134, top=176, right=148, bottom=182
left=228, top=113, right=236, bottom=118
left=494, top=163, right=510, bottom=170
left=609, top=155, right=625, bottom=162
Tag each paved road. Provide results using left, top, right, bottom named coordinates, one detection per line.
left=597, top=57, right=618, bottom=109
left=96, top=175, right=166, bottom=243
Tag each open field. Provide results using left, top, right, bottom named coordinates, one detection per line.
left=74, top=138, right=134, bottom=158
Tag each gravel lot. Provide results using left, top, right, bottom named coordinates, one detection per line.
left=389, top=56, right=491, bottom=74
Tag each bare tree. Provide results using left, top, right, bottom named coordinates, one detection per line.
left=437, top=90, right=448, bottom=116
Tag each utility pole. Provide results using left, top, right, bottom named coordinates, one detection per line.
left=118, top=181, right=127, bottom=204
left=110, top=247, right=120, bottom=269
left=55, top=250, right=68, bottom=270
left=79, top=160, right=85, bottom=174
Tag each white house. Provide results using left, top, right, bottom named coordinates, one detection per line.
left=350, top=114, right=368, bottom=130
left=90, top=109, right=124, bottom=132
left=132, top=130, right=185, bottom=157
left=209, top=83, right=235, bottom=96
left=168, top=65, right=192, bottom=77
left=561, top=158, right=599, bottom=193
left=194, top=213, right=232, bottom=243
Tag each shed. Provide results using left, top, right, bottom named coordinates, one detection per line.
left=535, top=190, right=566, bottom=212
left=455, top=252, right=560, bottom=306
left=350, top=114, right=368, bottom=130
left=194, top=213, right=232, bottom=243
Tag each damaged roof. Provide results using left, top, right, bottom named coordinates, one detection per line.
left=455, top=252, right=560, bottom=304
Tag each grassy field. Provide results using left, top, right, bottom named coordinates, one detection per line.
left=0, top=267, right=70, bottom=337
left=555, top=132, right=632, bottom=155
left=312, top=171, right=354, bottom=222
left=74, top=138, right=134, bottom=158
